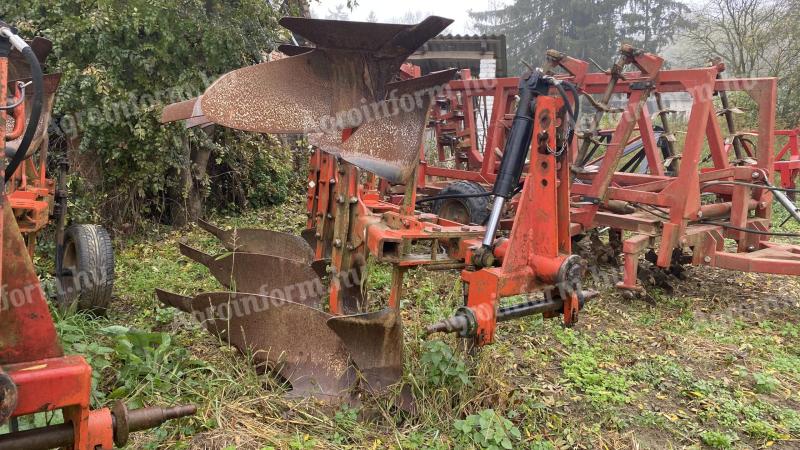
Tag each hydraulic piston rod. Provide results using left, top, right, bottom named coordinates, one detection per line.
left=481, top=70, right=551, bottom=249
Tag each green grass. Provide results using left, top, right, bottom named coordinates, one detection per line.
left=21, top=194, right=800, bottom=449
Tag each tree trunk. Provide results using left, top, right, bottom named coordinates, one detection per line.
left=169, top=129, right=212, bottom=227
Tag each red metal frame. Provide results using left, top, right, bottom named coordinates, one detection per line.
left=0, top=43, right=115, bottom=450
left=418, top=53, right=591, bottom=192
left=0, top=41, right=194, bottom=449
left=304, top=87, right=579, bottom=345
left=303, top=44, right=800, bottom=347
left=775, top=128, right=800, bottom=194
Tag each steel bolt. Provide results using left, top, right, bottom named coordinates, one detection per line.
left=315, top=232, right=321, bottom=239
left=330, top=178, right=337, bottom=185
left=703, top=256, right=711, bottom=263
left=308, top=181, right=316, bottom=189
left=697, top=211, right=703, bottom=219
left=349, top=196, right=358, bottom=204
left=334, top=239, right=342, bottom=248
left=327, top=213, right=333, bottom=219
left=337, top=195, right=345, bottom=203
left=751, top=171, right=760, bottom=179
left=346, top=243, right=355, bottom=250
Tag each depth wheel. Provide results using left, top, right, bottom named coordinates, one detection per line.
left=56, top=224, right=115, bottom=313
left=432, top=180, right=490, bottom=225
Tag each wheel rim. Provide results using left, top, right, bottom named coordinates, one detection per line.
left=58, top=240, right=78, bottom=301
left=439, top=200, right=471, bottom=224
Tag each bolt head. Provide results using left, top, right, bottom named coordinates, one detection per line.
left=308, top=181, right=316, bottom=189
left=703, top=256, right=711, bottom=263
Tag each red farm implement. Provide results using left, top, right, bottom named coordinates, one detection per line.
left=158, top=16, right=800, bottom=409
left=0, top=23, right=194, bottom=449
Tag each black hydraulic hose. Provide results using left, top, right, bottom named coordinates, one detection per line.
left=565, top=81, right=580, bottom=121
left=554, top=81, right=581, bottom=150
left=554, top=83, right=574, bottom=124
left=415, top=191, right=492, bottom=205
left=416, top=182, right=526, bottom=205
left=4, top=37, right=43, bottom=182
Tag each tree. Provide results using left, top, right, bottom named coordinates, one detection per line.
left=326, top=4, right=350, bottom=21
left=471, top=0, right=689, bottom=73
left=620, top=0, right=689, bottom=53
left=684, top=0, right=794, bottom=77
left=683, top=0, right=800, bottom=126
left=3, top=0, right=298, bottom=228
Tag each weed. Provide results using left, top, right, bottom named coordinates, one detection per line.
left=289, top=434, right=317, bottom=449
left=331, top=404, right=360, bottom=444
left=452, top=409, right=522, bottom=450
left=561, top=343, right=632, bottom=406
left=700, top=430, right=737, bottom=449
left=752, top=372, right=780, bottom=394
left=420, top=340, right=471, bottom=387
left=743, top=420, right=784, bottom=441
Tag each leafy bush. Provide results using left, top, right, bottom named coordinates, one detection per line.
left=104, top=327, right=209, bottom=407
left=453, top=409, right=522, bottom=450
left=420, top=340, right=471, bottom=387
left=3, top=0, right=301, bottom=229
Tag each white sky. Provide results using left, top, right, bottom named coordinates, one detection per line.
left=309, top=0, right=508, bottom=34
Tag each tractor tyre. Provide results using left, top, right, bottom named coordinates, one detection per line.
left=432, top=180, right=490, bottom=225
left=56, top=224, right=115, bottom=314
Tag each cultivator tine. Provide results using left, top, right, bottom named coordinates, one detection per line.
left=327, top=308, right=403, bottom=393
left=157, top=291, right=357, bottom=400
left=178, top=244, right=323, bottom=308
left=337, top=69, right=457, bottom=183
left=197, top=219, right=314, bottom=264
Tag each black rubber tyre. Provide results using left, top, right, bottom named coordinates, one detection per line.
left=432, top=181, right=491, bottom=225
left=56, top=224, right=115, bottom=313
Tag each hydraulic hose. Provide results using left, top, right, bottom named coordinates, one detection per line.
left=1, top=26, right=44, bottom=182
